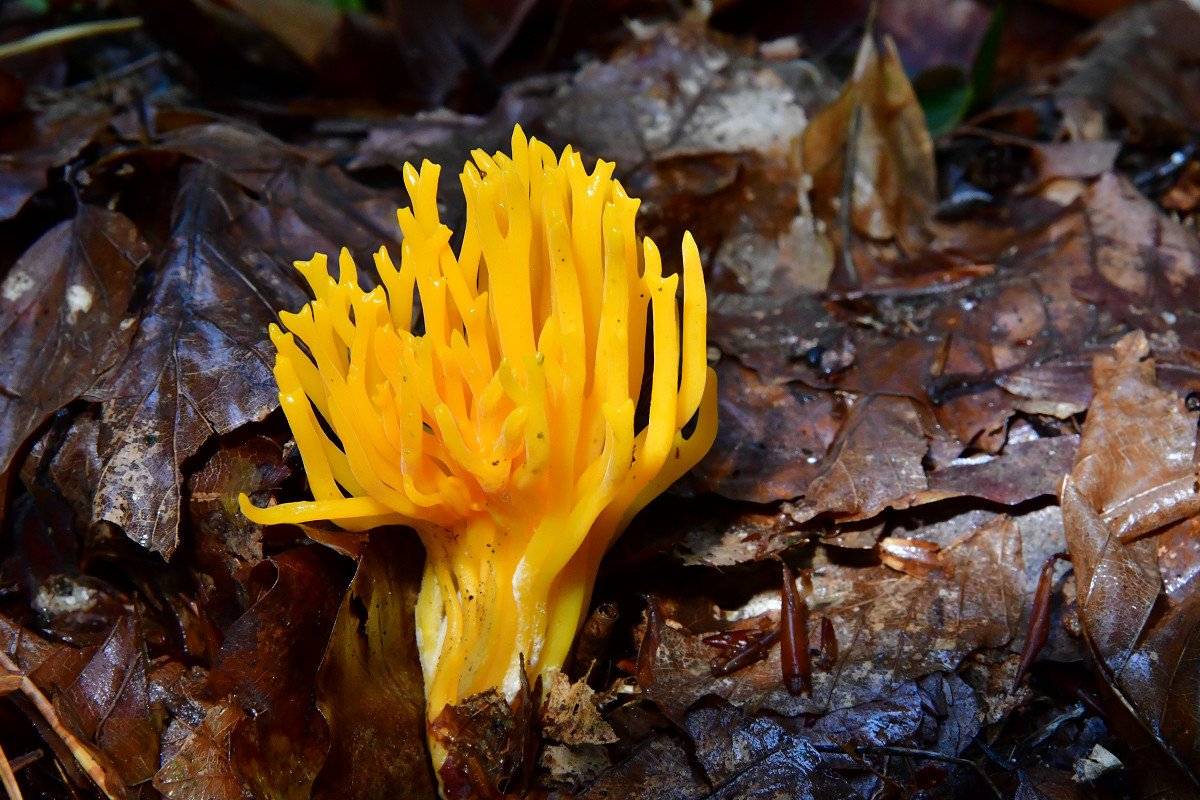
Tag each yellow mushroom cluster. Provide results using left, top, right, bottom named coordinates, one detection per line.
left=239, top=126, right=717, bottom=771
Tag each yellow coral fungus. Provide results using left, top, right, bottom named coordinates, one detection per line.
left=239, top=125, right=717, bottom=770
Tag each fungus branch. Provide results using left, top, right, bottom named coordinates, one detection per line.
left=240, top=126, right=717, bottom=772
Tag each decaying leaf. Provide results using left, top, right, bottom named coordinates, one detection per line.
left=431, top=682, right=538, bottom=800
left=312, top=534, right=435, bottom=799
left=0, top=206, right=149, bottom=479
left=56, top=615, right=158, bottom=788
left=802, top=30, right=936, bottom=280
left=154, top=701, right=249, bottom=800
left=0, top=100, right=110, bottom=222
left=642, top=516, right=1024, bottom=722
left=1062, top=331, right=1200, bottom=778
left=89, top=167, right=309, bottom=557
left=201, top=547, right=344, bottom=798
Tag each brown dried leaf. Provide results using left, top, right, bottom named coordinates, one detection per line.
left=56, top=616, right=157, bottom=788
left=154, top=701, right=249, bottom=800
left=1062, top=330, right=1200, bottom=776
left=311, top=533, right=434, bottom=799
left=1071, top=174, right=1200, bottom=349
left=540, top=23, right=827, bottom=294
left=0, top=614, right=90, bottom=696
left=432, top=680, right=538, bottom=800
left=1052, top=0, right=1200, bottom=136
left=0, top=206, right=149, bottom=478
left=690, top=359, right=837, bottom=503
left=188, top=435, right=290, bottom=628
left=577, top=736, right=709, bottom=800
left=926, top=435, right=1080, bottom=505
left=542, top=672, right=617, bottom=747
left=643, top=517, right=1024, bottom=721
left=681, top=701, right=860, bottom=799
left=384, top=0, right=539, bottom=106
left=0, top=101, right=110, bottom=221
left=203, top=547, right=344, bottom=799
left=89, top=166, right=309, bottom=556
left=789, top=395, right=929, bottom=523
left=802, top=32, right=936, bottom=269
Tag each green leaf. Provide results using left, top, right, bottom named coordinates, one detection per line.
left=970, top=2, right=1008, bottom=110
left=916, top=2, right=1007, bottom=137
left=916, top=66, right=972, bottom=138
left=307, top=0, right=365, bottom=11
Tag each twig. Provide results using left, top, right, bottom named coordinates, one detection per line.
left=1010, top=702, right=1086, bottom=762
left=0, top=17, right=143, bottom=61
left=838, top=103, right=863, bottom=287
left=0, top=739, right=23, bottom=800
left=5, top=751, right=40, bottom=775
left=852, top=744, right=1004, bottom=800
left=0, top=651, right=118, bottom=799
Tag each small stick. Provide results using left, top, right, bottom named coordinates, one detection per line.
left=838, top=104, right=864, bottom=287
left=0, top=652, right=118, bottom=799
left=1010, top=701, right=1086, bottom=762
left=0, top=739, right=23, bottom=800
left=853, top=745, right=1003, bottom=800
left=0, top=18, right=143, bottom=61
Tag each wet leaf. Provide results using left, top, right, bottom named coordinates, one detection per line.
left=154, top=701, right=250, bottom=800
left=188, top=435, right=291, bottom=629
left=577, top=736, right=709, bottom=800
left=1062, top=331, right=1200, bottom=777
left=0, top=614, right=90, bottom=695
left=0, top=205, right=149, bottom=479
left=89, top=166, right=309, bottom=557
left=802, top=32, right=936, bottom=277
left=0, top=101, right=109, bottom=221
left=203, top=547, right=345, bottom=798
left=642, top=516, right=1024, bottom=721
left=432, top=680, right=538, bottom=800
left=926, top=434, right=1080, bottom=505
left=312, top=533, right=434, bottom=799
left=789, top=396, right=929, bottom=523
left=691, top=359, right=838, bottom=503
left=56, top=615, right=158, bottom=787
left=683, top=701, right=860, bottom=799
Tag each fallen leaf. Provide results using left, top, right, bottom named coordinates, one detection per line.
left=690, top=359, right=838, bottom=504
left=203, top=547, right=345, bottom=798
left=56, top=615, right=158, bottom=788
left=0, top=205, right=149, bottom=479
left=1062, top=331, right=1200, bottom=777
left=311, top=533, right=435, bottom=799
left=789, top=395, right=929, bottom=523
left=89, top=166, right=310, bottom=557
left=0, top=101, right=110, bottom=221
left=432, top=680, right=538, bottom=800
left=1052, top=0, right=1200, bottom=137
left=542, top=671, right=618, bottom=747
left=642, top=516, right=1024, bottom=721
left=154, top=701, right=249, bottom=800
left=802, top=31, right=936, bottom=281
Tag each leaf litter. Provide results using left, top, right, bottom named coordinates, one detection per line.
left=2, top=1, right=1200, bottom=798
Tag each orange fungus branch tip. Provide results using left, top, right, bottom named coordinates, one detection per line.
left=238, top=125, right=717, bottom=769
